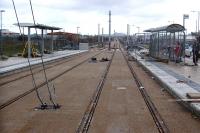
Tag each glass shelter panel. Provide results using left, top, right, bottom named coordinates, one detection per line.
left=144, top=24, right=185, bottom=61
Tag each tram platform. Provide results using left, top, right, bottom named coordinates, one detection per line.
left=0, top=50, right=87, bottom=75
left=130, top=51, right=200, bottom=116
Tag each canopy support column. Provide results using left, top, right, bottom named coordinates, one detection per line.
left=28, top=27, right=31, bottom=58
left=51, top=30, right=53, bottom=52
left=41, top=29, right=44, bottom=56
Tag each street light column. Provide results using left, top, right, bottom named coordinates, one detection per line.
left=198, top=11, right=200, bottom=33
left=183, top=14, right=189, bottom=33
left=0, top=10, right=5, bottom=57
left=131, top=25, right=134, bottom=35
left=137, top=26, right=140, bottom=34
left=127, top=24, right=130, bottom=45
left=101, top=27, right=104, bottom=44
left=108, top=10, right=111, bottom=50
left=77, top=26, right=80, bottom=34
left=76, top=26, right=80, bottom=49
left=191, top=11, right=200, bottom=33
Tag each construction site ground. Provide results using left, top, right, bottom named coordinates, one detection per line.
left=1, top=45, right=200, bottom=133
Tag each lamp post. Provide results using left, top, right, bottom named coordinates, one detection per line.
left=102, top=27, right=104, bottom=45
left=183, top=14, right=189, bottom=34
left=191, top=11, right=200, bottom=33
left=183, top=14, right=189, bottom=28
left=130, top=24, right=134, bottom=50
left=182, top=14, right=189, bottom=65
left=127, top=24, right=130, bottom=46
left=76, top=26, right=80, bottom=49
left=108, top=10, right=111, bottom=50
left=131, top=24, right=134, bottom=35
left=0, top=10, right=5, bottom=57
left=98, top=23, right=100, bottom=46
left=137, top=26, right=140, bottom=34
left=76, top=26, right=80, bottom=34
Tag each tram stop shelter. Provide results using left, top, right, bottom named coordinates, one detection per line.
left=144, top=24, right=185, bottom=63
left=14, top=23, right=62, bottom=58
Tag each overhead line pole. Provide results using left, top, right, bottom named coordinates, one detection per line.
left=109, top=10, right=111, bottom=50
left=0, top=10, right=5, bottom=58
left=98, top=24, right=100, bottom=46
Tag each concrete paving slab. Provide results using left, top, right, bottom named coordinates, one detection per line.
left=187, top=93, right=200, bottom=99
left=130, top=51, right=200, bottom=116
left=0, top=50, right=87, bottom=74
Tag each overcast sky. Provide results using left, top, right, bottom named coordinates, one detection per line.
left=0, top=0, right=200, bottom=35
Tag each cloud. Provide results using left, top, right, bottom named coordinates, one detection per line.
left=29, top=0, right=164, bottom=16
left=0, top=0, right=11, bottom=8
left=1, top=0, right=200, bottom=34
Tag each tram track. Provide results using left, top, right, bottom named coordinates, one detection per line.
left=0, top=51, right=103, bottom=110
left=75, top=43, right=169, bottom=133
left=1, top=42, right=200, bottom=132
left=0, top=51, right=88, bottom=87
left=76, top=47, right=170, bottom=133
left=76, top=50, right=115, bottom=133
left=121, top=49, right=170, bottom=133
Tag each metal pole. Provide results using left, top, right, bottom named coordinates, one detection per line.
left=51, top=30, right=53, bottom=52
left=131, top=25, right=134, bottom=50
left=131, top=24, right=134, bottom=35
left=102, top=27, right=104, bottom=44
left=28, top=27, right=31, bottom=58
left=198, top=11, right=200, bottom=33
left=158, top=32, right=160, bottom=58
left=0, top=10, right=5, bottom=57
left=127, top=24, right=129, bottom=46
left=183, top=15, right=185, bottom=28
left=183, top=31, right=186, bottom=65
left=77, top=26, right=80, bottom=34
left=98, top=24, right=100, bottom=45
left=109, top=10, right=111, bottom=50
left=0, top=11, right=2, bottom=57
left=77, top=26, right=80, bottom=49
left=192, top=11, right=200, bottom=33
left=41, top=29, right=44, bottom=56
left=183, top=14, right=189, bottom=35
left=23, top=27, right=25, bottom=43
left=196, top=20, right=198, bottom=33
left=137, top=26, right=140, bottom=34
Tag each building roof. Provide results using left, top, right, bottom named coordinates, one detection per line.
left=144, top=24, right=185, bottom=33
left=13, top=23, right=62, bottom=30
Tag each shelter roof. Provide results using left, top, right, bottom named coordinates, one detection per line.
left=13, top=23, right=61, bottom=30
left=144, top=24, right=185, bottom=33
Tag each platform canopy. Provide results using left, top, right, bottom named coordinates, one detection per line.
left=13, top=23, right=62, bottom=30
left=13, top=23, right=62, bottom=58
left=144, top=24, right=185, bottom=33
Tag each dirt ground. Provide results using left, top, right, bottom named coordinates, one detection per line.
left=0, top=50, right=111, bottom=133
left=129, top=60, right=200, bottom=133
left=1, top=45, right=200, bottom=133
left=0, top=51, right=99, bottom=105
left=89, top=50, right=158, bottom=133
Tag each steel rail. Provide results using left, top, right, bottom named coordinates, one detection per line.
left=0, top=51, right=87, bottom=86
left=121, top=49, right=170, bottom=133
left=0, top=51, right=102, bottom=110
left=76, top=50, right=115, bottom=133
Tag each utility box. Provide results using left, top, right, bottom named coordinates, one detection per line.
left=79, top=43, right=89, bottom=50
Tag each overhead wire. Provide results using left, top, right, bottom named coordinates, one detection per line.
left=11, top=0, right=44, bottom=105
left=28, top=0, right=56, bottom=106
